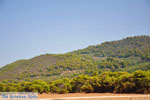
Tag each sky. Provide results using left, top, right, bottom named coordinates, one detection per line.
left=0, top=0, right=150, bottom=67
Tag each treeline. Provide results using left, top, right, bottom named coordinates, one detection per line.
left=0, top=70, right=150, bottom=94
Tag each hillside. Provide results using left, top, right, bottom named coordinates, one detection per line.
left=73, top=35, right=150, bottom=59
left=0, top=35, right=150, bottom=82
left=0, top=54, right=97, bottom=81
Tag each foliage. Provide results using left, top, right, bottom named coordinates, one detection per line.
left=1, top=71, right=150, bottom=94
left=96, top=57, right=129, bottom=71
left=74, top=36, right=150, bottom=59
left=49, top=78, right=71, bottom=94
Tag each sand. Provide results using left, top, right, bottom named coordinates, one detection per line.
left=38, top=93, right=150, bottom=100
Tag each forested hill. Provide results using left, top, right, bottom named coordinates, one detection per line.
left=0, top=54, right=96, bottom=81
left=73, top=35, right=150, bottom=60
left=0, top=35, right=150, bottom=82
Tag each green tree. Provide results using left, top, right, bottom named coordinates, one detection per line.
left=0, top=83, right=6, bottom=92
left=50, top=78, right=71, bottom=94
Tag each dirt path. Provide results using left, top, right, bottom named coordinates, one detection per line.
left=38, top=93, right=150, bottom=100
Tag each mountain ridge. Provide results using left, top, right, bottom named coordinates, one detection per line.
left=0, top=35, right=150, bottom=82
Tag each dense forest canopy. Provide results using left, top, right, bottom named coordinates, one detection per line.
left=0, top=71, right=150, bottom=94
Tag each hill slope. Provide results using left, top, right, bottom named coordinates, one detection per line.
left=0, top=35, right=150, bottom=82
left=0, top=54, right=96, bottom=81
left=73, top=35, right=150, bottom=59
